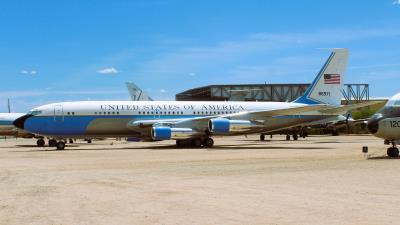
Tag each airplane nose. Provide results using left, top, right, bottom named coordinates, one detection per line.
left=367, top=119, right=379, bottom=134
left=13, top=114, right=33, bottom=130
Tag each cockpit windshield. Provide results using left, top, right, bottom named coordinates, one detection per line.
left=386, top=93, right=400, bottom=107
left=29, top=110, right=43, bottom=116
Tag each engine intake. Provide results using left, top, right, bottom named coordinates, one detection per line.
left=151, top=126, right=200, bottom=140
left=208, top=118, right=263, bottom=134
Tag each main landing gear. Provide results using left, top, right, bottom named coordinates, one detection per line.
left=36, top=139, right=45, bottom=147
left=387, top=141, right=399, bottom=158
left=36, top=138, right=66, bottom=150
left=176, top=137, right=214, bottom=148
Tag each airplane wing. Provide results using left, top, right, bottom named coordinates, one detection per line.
left=319, top=101, right=383, bottom=115
left=126, top=104, right=331, bottom=131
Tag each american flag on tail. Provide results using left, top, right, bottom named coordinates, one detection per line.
left=324, top=74, right=340, bottom=84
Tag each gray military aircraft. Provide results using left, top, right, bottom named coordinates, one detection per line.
left=367, top=92, right=400, bottom=157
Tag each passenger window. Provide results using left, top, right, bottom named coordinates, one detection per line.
left=72, top=112, right=75, bottom=115
left=67, top=112, right=70, bottom=115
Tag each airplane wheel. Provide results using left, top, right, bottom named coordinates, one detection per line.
left=56, top=141, right=65, bottom=150
left=260, top=134, right=265, bottom=141
left=176, top=140, right=183, bottom=148
left=48, top=139, right=57, bottom=147
left=192, top=139, right=202, bottom=148
left=293, top=134, right=298, bottom=141
left=387, top=147, right=399, bottom=157
left=286, top=135, right=290, bottom=141
left=203, top=138, right=214, bottom=148
left=37, top=139, right=45, bottom=147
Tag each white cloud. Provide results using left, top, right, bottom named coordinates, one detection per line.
left=393, top=0, right=400, bottom=5
left=188, top=72, right=196, bottom=76
left=159, top=89, right=168, bottom=93
left=97, top=67, right=119, bottom=74
left=20, top=70, right=37, bottom=75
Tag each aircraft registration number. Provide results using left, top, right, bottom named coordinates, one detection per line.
left=318, top=91, right=331, bottom=96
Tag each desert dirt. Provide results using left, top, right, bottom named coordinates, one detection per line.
left=0, top=135, right=399, bottom=225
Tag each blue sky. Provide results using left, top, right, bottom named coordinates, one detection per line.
left=1, top=0, right=400, bottom=112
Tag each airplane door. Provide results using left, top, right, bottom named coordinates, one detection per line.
left=54, top=105, right=64, bottom=122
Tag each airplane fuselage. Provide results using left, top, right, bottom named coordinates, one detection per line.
left=17, top=101, right=335, bottom=139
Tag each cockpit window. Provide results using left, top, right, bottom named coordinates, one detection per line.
left=29, top=110, right=43, bottom=116
left=394, top=100, right=400, bottom=106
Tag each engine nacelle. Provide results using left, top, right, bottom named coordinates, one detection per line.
left=151, top=126, right=200, bottom=140
left=208, top=118, right=263, bottom=134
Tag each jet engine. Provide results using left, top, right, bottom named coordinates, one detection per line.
left=151, top=126, right=200, bottom=140
left=208, top=118, right=264, bottom=134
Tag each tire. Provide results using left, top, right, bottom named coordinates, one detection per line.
left=49, top=139, right=57, bottom=147
left=176, top=140, right=183, bottom=148
left=394, top=148, right=400, bottom=157
left=260, top=134, right=265, bottom=141
left=286, top=135, right=290, bottom=141
left=37, top=139, right=45, bottom=147
left=56, top=141, right=65, bottom=150
left=388, top=147, right=399, bottom=157
left=203, top=138, right=214, bottom=148
left=293, top=134, right=298, bottom=141
left=69, top=139, right=74, bottom=144
left=192, top=139, right=202, bottom=148
left=87, top=139, right=92, bottom=144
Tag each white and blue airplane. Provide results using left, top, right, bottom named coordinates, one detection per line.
left=14, top=49, right=372, bottom=150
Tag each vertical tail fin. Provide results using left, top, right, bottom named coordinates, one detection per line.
left=126, top=82, right=153, bottom=101
left=294, top=49, right=348, bottom=106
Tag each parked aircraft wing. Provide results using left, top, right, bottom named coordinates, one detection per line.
left=319, top=101, right=383, bottom=115
left=173, top=104, right=332, bottom=125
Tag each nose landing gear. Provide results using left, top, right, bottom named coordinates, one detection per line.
left=387, top=141, right=399, bottom=158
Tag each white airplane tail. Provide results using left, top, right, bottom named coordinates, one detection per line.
left=294, top=49, right=348, bottom=106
